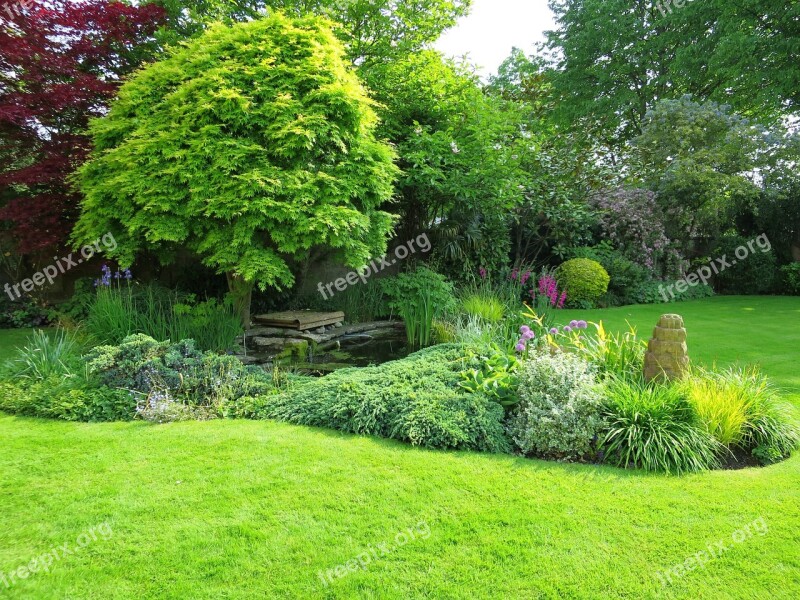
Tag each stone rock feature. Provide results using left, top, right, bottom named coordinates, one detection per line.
left=644, top=314, right=689, bottom=382
left=234, top=321, right=405, bottom=365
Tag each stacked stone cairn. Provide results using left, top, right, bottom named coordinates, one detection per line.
left=643, top=314, right=689, bottom=382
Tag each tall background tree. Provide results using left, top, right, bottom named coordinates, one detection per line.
left=545, top=0, right=799, bottom=154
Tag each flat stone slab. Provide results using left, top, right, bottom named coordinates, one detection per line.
left=253, top=311, right=345, bottom=331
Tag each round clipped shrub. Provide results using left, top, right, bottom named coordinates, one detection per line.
left=507, top=352, right=605, bottom=460
left=556, top=258, right=610, bottom=307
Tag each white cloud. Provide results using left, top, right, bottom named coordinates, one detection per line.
left=434, top=0, right=556, bottom=77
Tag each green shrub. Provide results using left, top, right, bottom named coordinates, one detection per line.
left=86, top=335, right=280, bottom=414
left=711, top=234, right=778, bottom=294
left=568, top=244, right=652, bottom=306
left=258, top=345, right=510, bottom=453
left=0, top=296, right=51, bottom=329
left=0, top=377, right=136, bottom=422
left=382, top=267, right=456, bottom=347
left=633, top=280, right=715, bottom=304
left=780, top=263, right=800, bottom=295
left=600, top=378, right=722, bottom=474
left=506, top=352, right=605, bottom=460
left=682, top=366, right=799, bottom=462
left=555, top=258, right=610, bottom=307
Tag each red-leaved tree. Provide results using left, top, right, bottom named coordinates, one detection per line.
left=0, top=0, right=165, bottom=256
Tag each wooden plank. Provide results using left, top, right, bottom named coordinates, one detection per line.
left=253, top=311, right=345, bottom=331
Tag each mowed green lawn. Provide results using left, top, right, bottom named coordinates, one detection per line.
left=0, top=297, right=798, bottom=599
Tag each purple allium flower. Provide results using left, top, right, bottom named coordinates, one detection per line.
left=577, top=320, right=588, bottom=329
left=563, top=326, right=573, bottom=333
left=570, top=320, right=579, bottom=328
left=522, top=330, right=535, bottom=341
left=520, top=325, right=532, bottom=335
left=549, top=327, right=559, bottom=335
left=515, top=342, right=527, bottom=353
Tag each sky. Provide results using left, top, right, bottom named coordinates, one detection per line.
left=435, top=0, right=556, bottom=78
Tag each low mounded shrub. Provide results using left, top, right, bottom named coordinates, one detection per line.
left=600, top=377, right=722, bottom=474
left=0, top=296, right=51, bottom=329
left=254, top=345, right=510, bottom=453
left=86, top=334, right=281, bottom=420
left=506, top=352, right=605, bottom=460
left=632, top=280, right=715, bottom=304
left=555, top=258, right=610, bottom=307
left=0, top=378, right=136, bottom=422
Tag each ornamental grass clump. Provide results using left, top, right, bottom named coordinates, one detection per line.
left=600, top=377, right=722, bottom=474
left=681, top=366, right=799, bottom=463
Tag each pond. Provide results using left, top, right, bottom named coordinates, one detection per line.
left=256, top=333, right=413, bottom=375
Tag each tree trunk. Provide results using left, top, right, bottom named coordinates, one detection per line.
left=226, top=273, right=254, bottom=331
